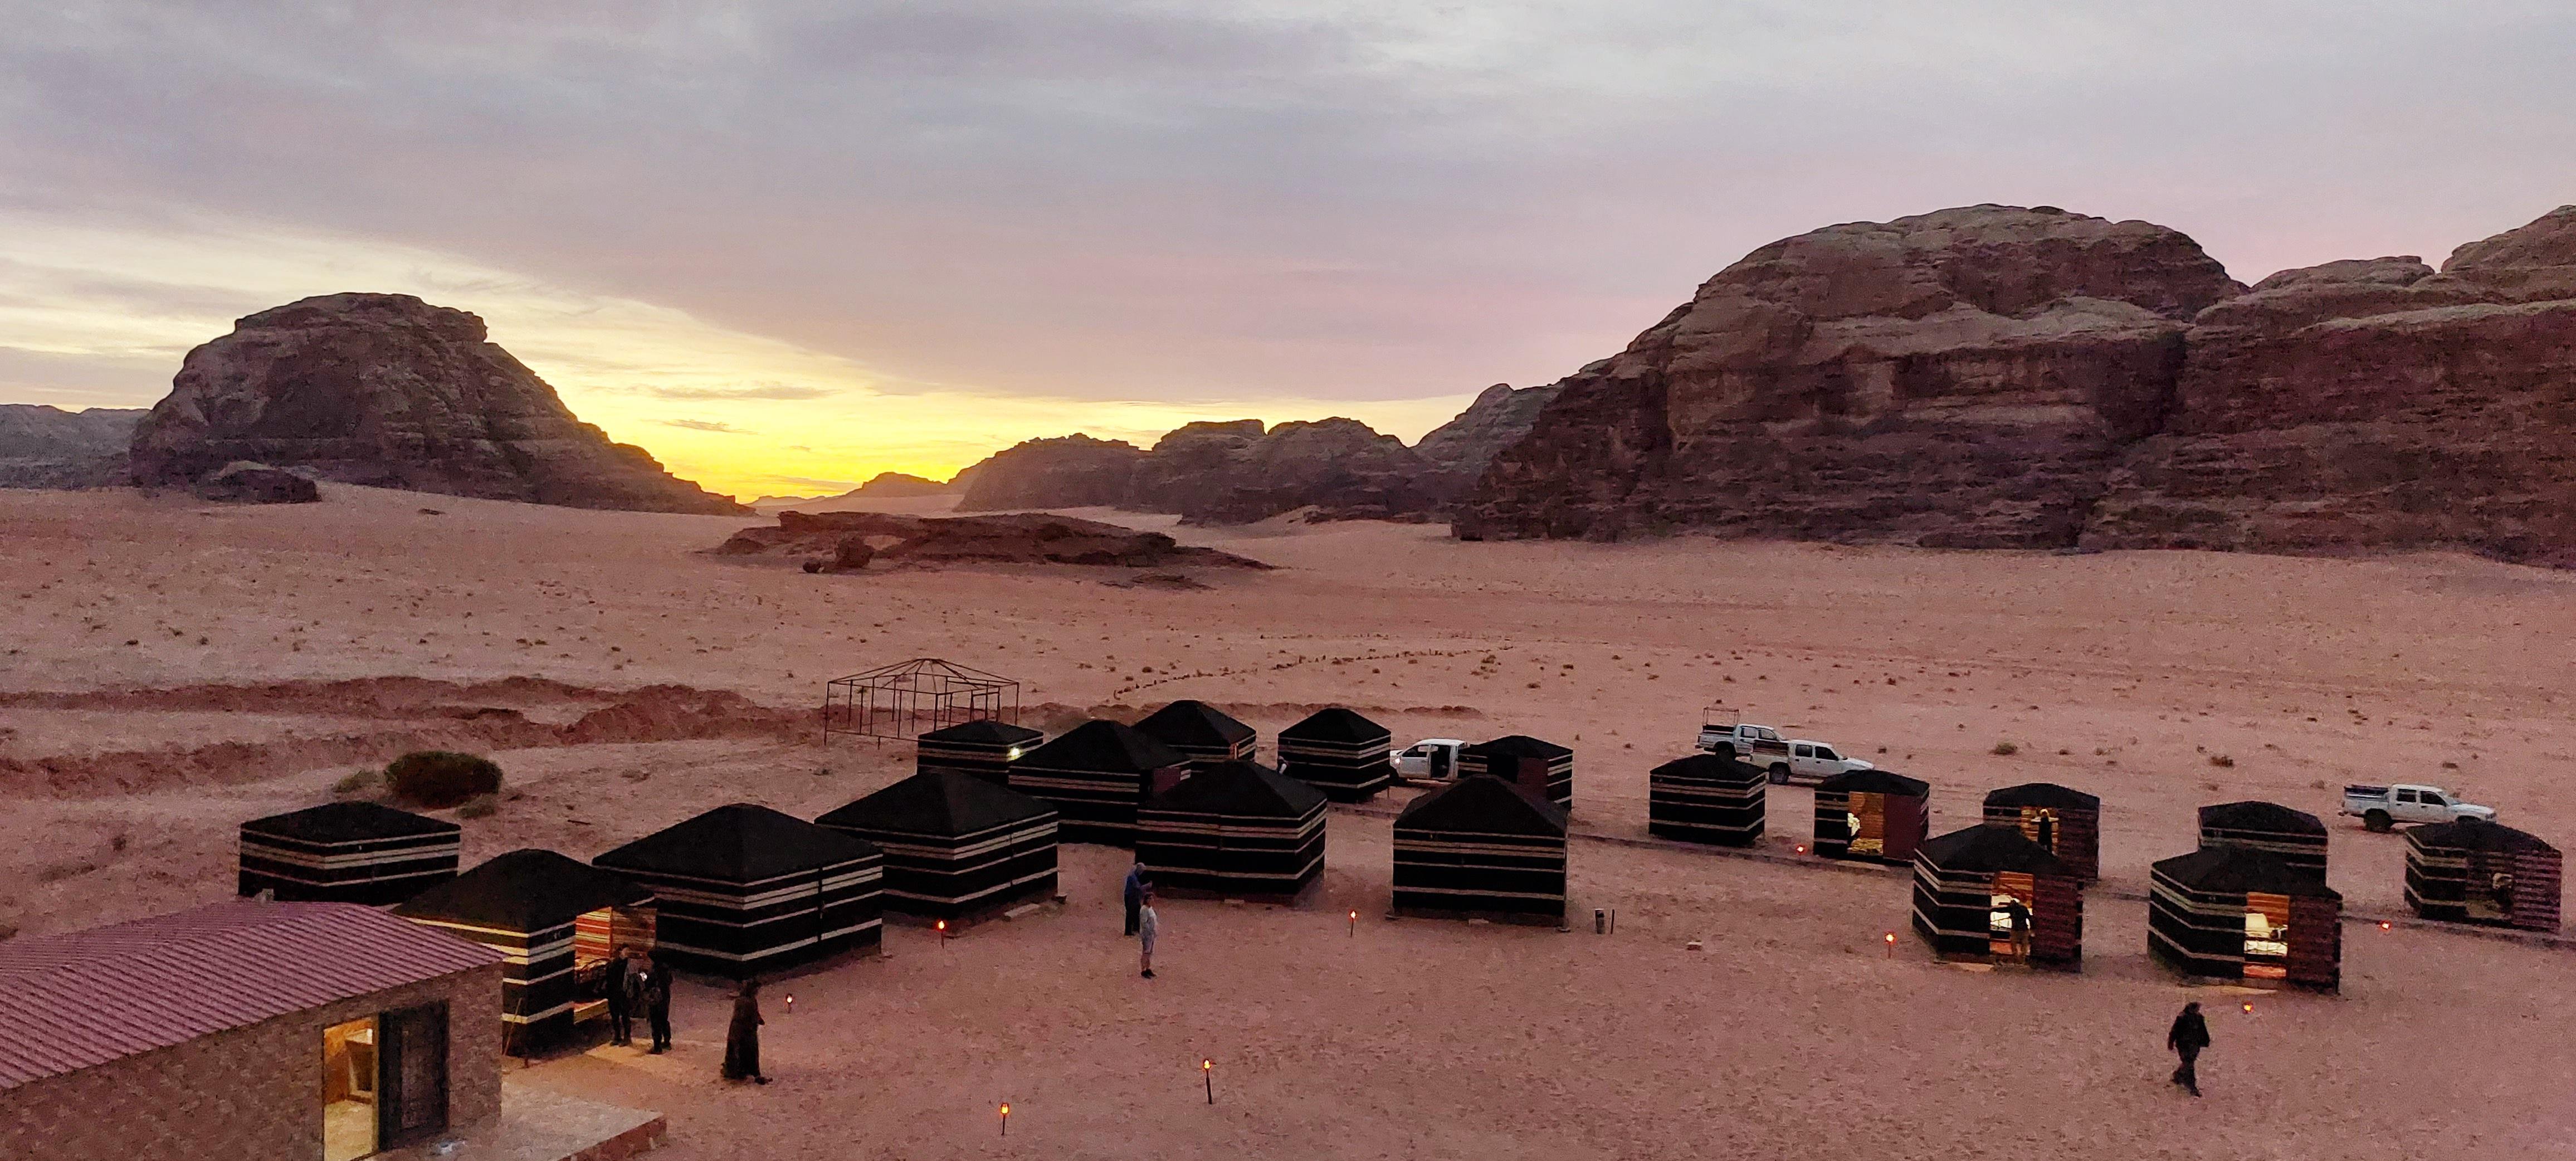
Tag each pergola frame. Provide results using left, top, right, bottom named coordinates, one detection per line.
left=824, top=658, right=1020, bottom=742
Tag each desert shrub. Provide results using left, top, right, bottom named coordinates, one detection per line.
left=456, top=793, right=500, bottom=819
left=2207, top=754, right=2236, bottom=768
left=1990, top=741, right=2019, bottom=756
left=333, top=769, right=383, bottom=797
left=387, top=750, right=504, bottom=808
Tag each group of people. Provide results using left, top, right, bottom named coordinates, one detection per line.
left=601, top=947, right=675, bottom=1054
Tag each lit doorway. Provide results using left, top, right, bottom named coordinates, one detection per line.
left=321, top=1016, right=377, bottom=1161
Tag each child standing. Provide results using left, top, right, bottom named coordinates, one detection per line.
left=1138, top=891, right=1159, bottom=979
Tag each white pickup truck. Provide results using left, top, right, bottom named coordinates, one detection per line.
left=1391, top=739, right=1466, bottom=782
left=2341, top=783, right=2496, bottom=832
left=1696, top=713, right=1874, bottom=785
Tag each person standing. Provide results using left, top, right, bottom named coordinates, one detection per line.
left=604, top=948, right=635, bottom=1047
left=2167, top=1001, right=2211, bottom=1096
left=641, top=955, right=674, bottom=1055
left=1123, top=861, right=1147, bottom=936
left=723, top=978, right=769, bottom=1084
left=1138, top=890, right=1159, bottom=980
left=2002, top=897, right=2033, bottom=961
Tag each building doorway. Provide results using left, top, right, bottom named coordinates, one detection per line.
left=321, top=1016, right=377, bottom=1161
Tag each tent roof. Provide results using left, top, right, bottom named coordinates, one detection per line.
left=1397, top=774, right=1568, bottom=837
left=1464, top=734, right=1572, bottom=760
left=394, top=849, right=653, bottom=933
left=918, top=719, right=1043, bottom=747
left=2152, top=844, right=2339, bottom=897
left=1918, top=824, right=2070, bottom=876
left=241, top=800, right=459, bottom=842
left=1278, top=706, right=1389, bottom=745
left=1649, top=753, right=1763, bottom=781
left=2408, top=816, right=2557, bottom=856
left=593, top=803, right=880, bottom=883
left=1817, top=768, right=1930, bottom=797
left=1134, top=700, right=1256, bottom=749
left=1983, top=782, right=2101, bottom=811
left=816, top=772, right=1056, bottom=836
left=2198, top=801, right=2325, bottom=836
left=1022, top=719, right=1189, bottom=773
left=1146, top=760, right=1326, bottom=818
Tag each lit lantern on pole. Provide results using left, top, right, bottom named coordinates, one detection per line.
left=999, top=1102, right=1010, bottom=1136
left=936, top=919, right=948, bottom=948
left=1202, top=1058, right=1214, bottom=1105
left=2241, top=1001, right=2255, bottom=1014
left=1348, top=909, right=1358, bottom=938
left=1884, top=931, right=1896, bottom=958
left=783, top=993, right=794, bottom=1013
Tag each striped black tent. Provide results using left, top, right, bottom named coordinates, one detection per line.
left=917, top=719, right=1046, bottom=786
left=1911, top=825, right=2083, bottom=969
left=1813, top=769, right=1930, bottom=863
left=1136, top=760, right=1328, bottom=901
left=592, top=804, right=884, bottom=978
left=2150, top=844, right=2341, bottom=991
left=1134, top=700, right=1256, bottom=769
left=1392, top=775, right=1569, bottom=926
left=816, top=772, right=1060, bottom=921
left=1647, top=752, right=1766, bottom=846
left=393, top=848, right=655, bottom=1054
left=2406, top=818, right=2562, bottom=931
left=1457, top=735, right=1574, bottom=811
left=1982, top=783, right=2102, bottom=881
left=2198, top=801, right=2328, bottom=877
left=238, top=801, right=461, bottom=905
left=1276, top=706, right=1394, bottom=803
left=1008, top=719, right=1192, bottom=845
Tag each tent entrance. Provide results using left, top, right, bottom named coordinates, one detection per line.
left=322, top=1016, right=378, bottom=1161
left=2464, top=850, right=2515, bottom=921
left=1987, top=871, right=2036, bottom=960
left=1846, top=793, right=1885, bottom=857
left=2242, top=891, right=2292, bottom=980
left=572, top=904, right=657, bottom=1026
left=2018, top=808, right=2060, bottom=855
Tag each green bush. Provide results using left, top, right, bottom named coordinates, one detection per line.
left=386, top=751, right=504, bottom=809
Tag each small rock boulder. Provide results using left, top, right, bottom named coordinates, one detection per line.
left=194, top=461, right=319, bottom=504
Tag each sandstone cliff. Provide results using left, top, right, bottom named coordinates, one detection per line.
left=1413, top=380, right=1569, bottom=473
left=129, top=293, right=742, bottom=514
left=956, top=417, right=1456, bottom=524
left=0, top=404, right=146, bottom=489
left=954, top=433, right=1146, bottom=511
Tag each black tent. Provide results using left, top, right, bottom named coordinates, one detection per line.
left=1982, top=783, right=2102, bottom=881
left=2150, top=845, right=2341, bottom=991
left=238, top=801, right=461, bottom=905
left=1392, top=775, right=1569, bottom=925
left=1008, top=719, right=1192, bottom=845
left=393, top=848, right=655, bottom=1053
left=592, top=804, right=885, bottom=978
left=1647, top=752, right=1766, bottom=846
left=1911, top=825, right=2082, bottom=969
left=1136, top=760, right=1328, bottom=901
left=1133, top=700, right=1257, bottom=769
left=2198, top=801, right=2328, bottom=877
left=1457, top=735, right=1574, bottom=811
left=1813, top=769, right=1930, bottom=862
left=1276, top=706, right=1394, bottom=803
left=2406, top=817, right=2562, bottom=931
left=816, top=772, right=1060, bottom=921
left=916, top=719, right=1046, bottom=786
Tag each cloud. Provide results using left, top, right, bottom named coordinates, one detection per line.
left=660, top=418, right=745, bottom=433
left=642, top=384, right=841, bottom=401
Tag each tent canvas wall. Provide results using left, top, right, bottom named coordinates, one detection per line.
left=392, top=849, right=655, bottom=1054
left=916, top=719, right=1046, bottom=786
left=1456, top=735, right=1574, bottom=812
left=2405, top=818, right=2562, bottom=932
left=2197, top=801, right=2329, bottom=877
left=1911, top=824, right=2082, bottom=969
left=2149, top=845, right=2341, bottom=992
left=1981, top=783, right=2101, bottom=882
left=1276, top=706, right=1394, bottom=803
left=816, top=772, right=1061, bottom=921
left=1133, top=700, right=1257, bottom=770
left=1135, top=760, right=1328, bottom=901
left=1392, top=775, right=1569, bottom=926
left=592, top=804, right=885, bottom=978
left=1646, top=753, right=1767, bottom=846
left=1813, top=769, right=1930, bottom=863
left=1008, top=720, right=1192, bottom=845
left=238, top=801, right=461, bottom=905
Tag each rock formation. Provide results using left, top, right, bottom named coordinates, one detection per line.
left=1456, top=206, right=2243, bottom=545
left=955, top=419, right=1448, bottom=524
left=1412, top=380, right=1569, bottom=474
left=129, top=293, right=742, bottom=514
left=715, top=509, right=1269, bottom=571
left=194, top=461, right=320, bottom=504
left=954, top=433, right=1146, bottom=511
left=0, top=405, right=145, bottom=489
left=751, top=471, right=957, bottom=508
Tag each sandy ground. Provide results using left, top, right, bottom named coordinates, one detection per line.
left=4, top=482, right=2574, bottom=1159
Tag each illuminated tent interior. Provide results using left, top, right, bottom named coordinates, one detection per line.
left=2149, top=843, right=2341, bottom=992
left=1647, top=752, right=1767, bottom=847
left=1135, top=760, right=1328, bottom=901
left=393, top=848, right=656, bottom=1054
left=1981, top=782, right=2101, bottom=881
left=1911, top=823, right=2083, bottom=969
left=816, top=771, right=1060, bottom=921
left=1813, top=769, right=1930, bottom=863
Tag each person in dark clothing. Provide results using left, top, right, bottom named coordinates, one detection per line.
left=2001, top=898, right=2033, bottom=960
left=2167, top=1001, right=2211, bottom=1096
left=723, top=978, right=769, bottom=1084
left=604, top=948, right=635, bottom=1046
left=641, top=955, right=674, bottom=1055
left=1123, top=862, right=1147, bottom=936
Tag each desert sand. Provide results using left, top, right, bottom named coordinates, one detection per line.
left=4, top=483, right=2574, bottom=1160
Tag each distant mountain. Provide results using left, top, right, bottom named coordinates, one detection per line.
left=753, top=471, right=958, bottom=507
left=0, top=404, right=147, bottom=489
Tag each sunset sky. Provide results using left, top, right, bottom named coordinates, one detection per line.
left=4, top=2, right=2573, bottom=497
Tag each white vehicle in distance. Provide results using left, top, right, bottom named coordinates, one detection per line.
left=1391, top=739, right=1466, bottom=782
left=2341, top=783, right=2496, bottom=832
left=1771, top=740, right=1876, bottom=786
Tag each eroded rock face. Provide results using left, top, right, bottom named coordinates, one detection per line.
left=1456, top=205, right=2243, bottom=545
left=129, top=293, right=741, bottom=514
left=1412, top=381, right=1568, bottom=474
left=958, top=417, right=1454, bottom=524
left=0, top=405, right=145, bottom=489
left=193, top=461, right=320, bottom=504
left=955, top=433, right=1146, bottom=511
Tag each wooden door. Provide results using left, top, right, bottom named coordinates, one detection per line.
left=376, top=1003, right=450, bottom=1148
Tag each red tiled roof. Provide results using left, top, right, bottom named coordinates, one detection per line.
left=0, top=900, right=502, bottom=1090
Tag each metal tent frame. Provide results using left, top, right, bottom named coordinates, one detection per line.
left=823, top=658, right=1021, bottom=742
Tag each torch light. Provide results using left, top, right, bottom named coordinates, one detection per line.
left=2242, top=1001, right=2255, bottom=1014
left=1000, top=1102, right=1009, bottom=1136
left=1795, top=844, right=1807, bottom=855
left=1202, top=1058, right=1214, bottom=1105
left=1884, top=931, right=1895, bottom=959
left=936, top=919, right=948, bottom=949
left=1348, top=909, right=1358, bottom=938
left=783, top=993, right=794, bottom=1013
left=2379, top=920, right=2392, bottom=930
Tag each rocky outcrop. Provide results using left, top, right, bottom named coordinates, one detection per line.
left=1456, top=206, right=2243, bottom=545
left=714, top=510, right=1270, bottom=571
left=751, top=471, right=957, bottom=508
left=0, top=405, right=145, bottom=489
left=1413, top=380, right=1569, bottom=474
left=194, top=461, right=320, bottom=504
left=129, top=293, right=741, bottom=514
left=2087, top=207, right=2576, bottom=564
left=957, top=417, right=1455, bottom=524
left=955, top=433, right=1146, bottom=511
